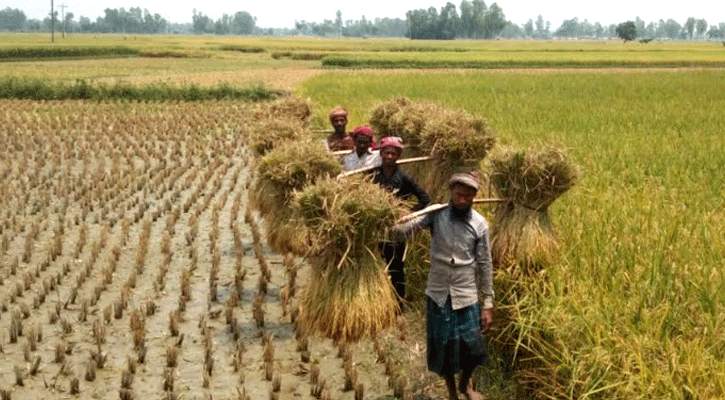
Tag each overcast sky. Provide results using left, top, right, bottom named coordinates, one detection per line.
left=17, top=0, right=725, bottom=29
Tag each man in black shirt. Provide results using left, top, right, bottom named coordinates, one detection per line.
left=372, top=137, right=430, bottom=310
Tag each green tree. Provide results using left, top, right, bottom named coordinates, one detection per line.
left=233, top=11, right=255, bottom=35
left=534, top=14, right=548, bottom=38
left=438, top=2, right=459, bottom=39
left=594, top=22, right=604, bottom=38
left=459, top=0, right=474, bottom=38
left=471, top=0, right=486, bottom=38
left=523, top=19, right=534, bottom=37
left=335, top=10, right=342, bottom=36
left=634, top=17, right=645, bottom=38
left=482, top=2, right=505, bottom=38
left=555, top=17, right=580, bottom=37
left=684, top=17, right=695, bottom=39
left=0, top=7, right=27, bottom=31
left=499, top=21, right=522, bottom=38
left=192, top=9, right=212, bottom=34
left=78, top=16, right=92, bottom=32
left=663, top=19, right=681, bottom=39
left=696, top=19, right=707, bottom=38
left=616, top=21, right=637, bottom=41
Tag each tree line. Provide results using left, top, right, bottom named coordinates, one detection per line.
left=406, top=1, right=506, bottom=39
left=293, top=13, right=407, bottom=38
left=0, top=6, right=170, bottom=34
left=1, top=5, right=724, bottom=40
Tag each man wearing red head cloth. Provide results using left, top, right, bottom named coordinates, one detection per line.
left=371, top=137, right=430, bottom=312
left=341, top=125, right=381, bottom=171
left=325, top=107, right=354, bottom=151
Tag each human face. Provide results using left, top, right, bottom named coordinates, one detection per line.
left=354, top=135, right=372, bottom=154
left=381, top=147, right=401, bottom=167
left=451, top=184, right=477, bottom=210
left=330, top=115, right=347, bottom=133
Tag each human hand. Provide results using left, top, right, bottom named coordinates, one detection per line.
left=480, top=308, right=493, bottom=333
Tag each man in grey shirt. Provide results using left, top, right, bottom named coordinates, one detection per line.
left=395, top=172, right=493, bottom=400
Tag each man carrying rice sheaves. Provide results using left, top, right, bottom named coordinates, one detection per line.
left=395, top=172, right=493, bottom=400
left=341, top=125, right=381, bottom=171
left=372, top=136, right=430, bottom=312
left=325, top=106, right=354, bottom=151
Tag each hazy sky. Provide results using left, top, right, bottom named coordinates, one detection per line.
left=17, top=0, right=725, bottom=29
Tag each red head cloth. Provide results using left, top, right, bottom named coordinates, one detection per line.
left=329, top=107, right=348, bottom=121
left=352, top=125, right=374, bottom=139
left=379, top=136, right=404, bottom=152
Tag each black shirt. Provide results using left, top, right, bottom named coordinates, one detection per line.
left=371, top=166, right=430, bottom=212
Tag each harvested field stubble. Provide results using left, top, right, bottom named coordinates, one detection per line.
left=0, top=96, right=407, bottom=400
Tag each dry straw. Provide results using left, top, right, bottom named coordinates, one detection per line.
left=245, top=96, right=314, bottom=157
left=368, top=96, right=496, bottom=202
left=294, top=176, right=405, bottom=342
left=489, top=145, right=579, bottom=270
left=250, top=140, right=342, bottom=255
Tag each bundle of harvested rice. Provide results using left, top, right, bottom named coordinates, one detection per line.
left=368, top=97, right=496, bottom=202
left=244, top=96, right=315, bottom=157
left=294, top=176, right=405, bottom=342
left=266, top=96, right=314, bottom=123
left=250, top=140, right=342, bottom=255
left=245, top=117, right=306, bottom=157
left=489, top=146, right=579, bottom=270
left=368, top=96, right=411, bottom=139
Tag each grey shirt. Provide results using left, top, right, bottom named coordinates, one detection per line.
left=397, top=206, right=494, bottom=310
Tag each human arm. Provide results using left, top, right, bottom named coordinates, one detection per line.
left=476, top=225, right=494, bottom=332
left=392, top=212, right=433, bottom=243
left=402, top=174, right=431, bottom=212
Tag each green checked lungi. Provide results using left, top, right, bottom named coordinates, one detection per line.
left=426, top=295, right=487, bottom=376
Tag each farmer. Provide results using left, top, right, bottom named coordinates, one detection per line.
left=325, top=106, right=354, bottom=151
left=394, top=172, right=493, bottom=400
left=371, top=137, right=430, bottom=309
left=341, top=125, right=381, bottom=171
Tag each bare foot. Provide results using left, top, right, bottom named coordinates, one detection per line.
left=460, top=384, right=483, bottom=400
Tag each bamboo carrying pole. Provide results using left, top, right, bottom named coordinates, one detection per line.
left=397, top=199, right=507, bottom=224
left=337, top=156, right=434, bottom=178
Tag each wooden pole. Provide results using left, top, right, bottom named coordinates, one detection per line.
left=397, top=198, right=507, bottom=223
left=337, top=156, right=433, bottom=179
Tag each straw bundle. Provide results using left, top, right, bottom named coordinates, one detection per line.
left=266, top=96, right=314, bottom=123
left=250, top=140, right=342, bottom=255
left=245, top=117, right=306, bottom=157
left=243, top=96, right=315, bottom=157
left=489, top=146, right=579, bottom=270
left=294, top=176, right=405, bottom=343
left=368, top=97, right=496, bottom=202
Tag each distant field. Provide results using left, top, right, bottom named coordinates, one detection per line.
left=300, top=70, right=725, bottom=398
left=2, top=34, right=723, bottom=87
left=321, top=45, right=725, bottom=68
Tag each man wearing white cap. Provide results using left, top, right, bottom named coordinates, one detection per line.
left=395, top=172, right=493, bottom=400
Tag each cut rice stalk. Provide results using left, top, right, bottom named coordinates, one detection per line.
left=295, top=176, right=406, bottom=342
left=489, top=145, right=579, bottom=270
left=249, top=140, right=342, bottom=255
